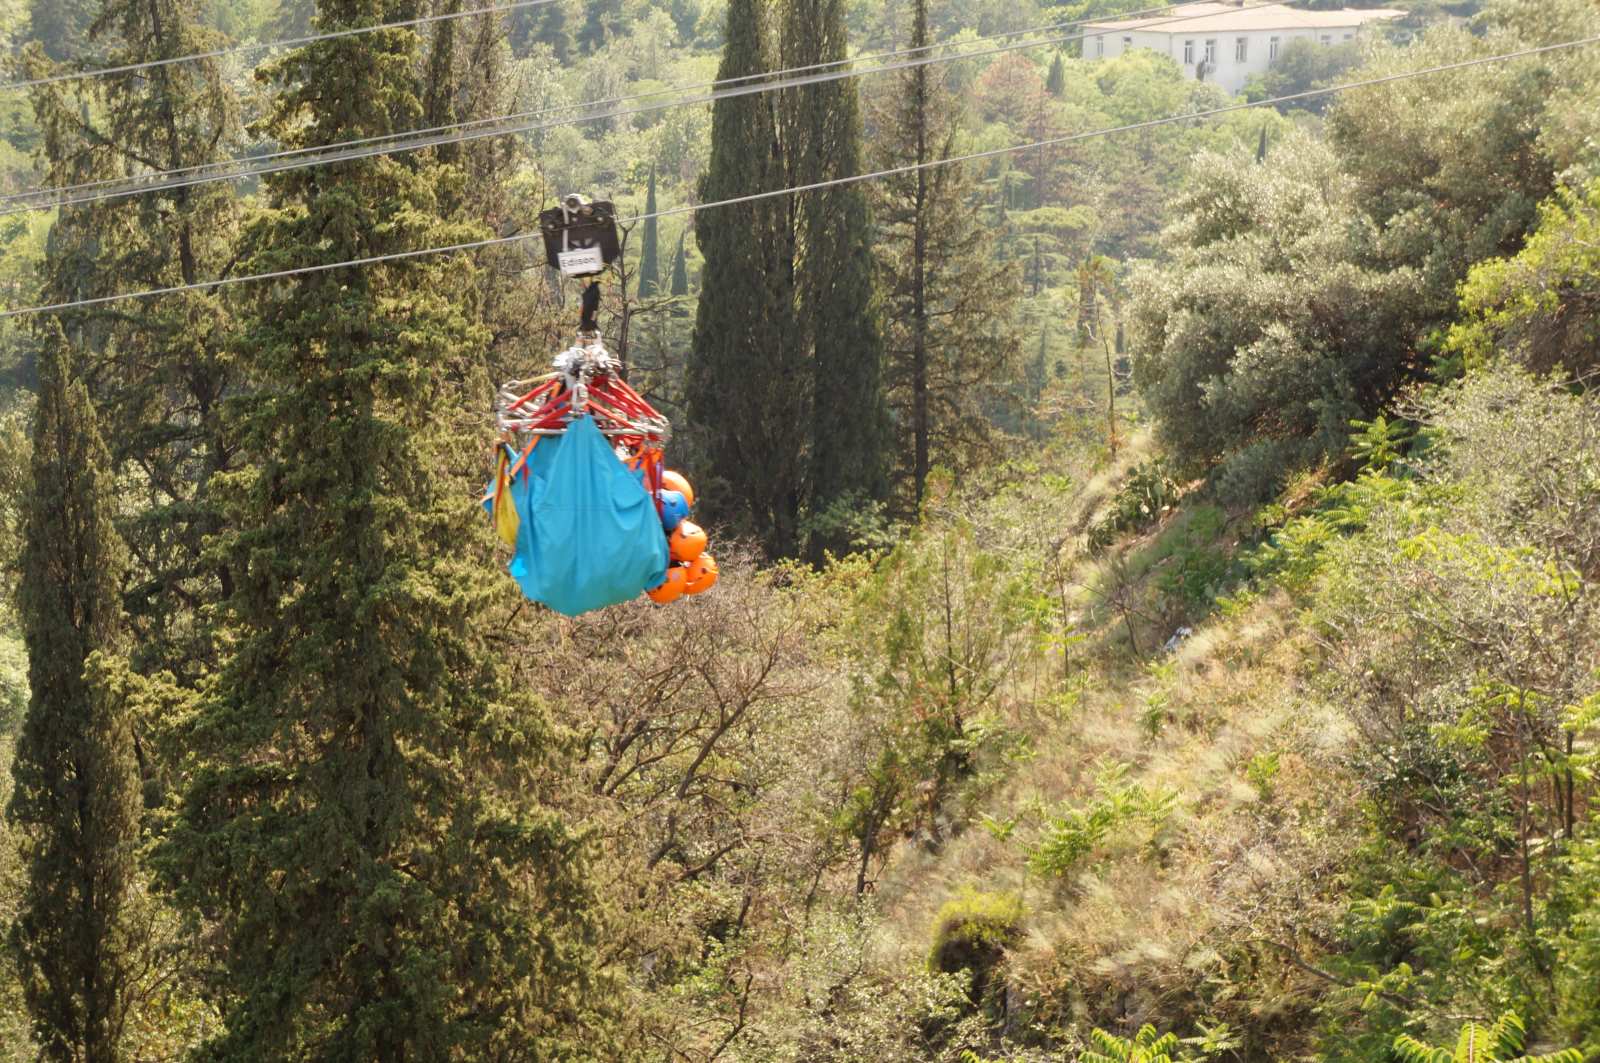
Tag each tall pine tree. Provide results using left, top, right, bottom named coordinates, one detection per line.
left=6, top=331, right=143, bottom=1063
left=155, top=2, right=606, bottom=1056
left=25, top=0, right=244, bottom=683
left=872, top=0, right=1020, bottom=512
left=689, top=0, right=806, bottom=555
left=639, top=165, right=661, bottom=298
left=781, top=0, right=889, bottom=549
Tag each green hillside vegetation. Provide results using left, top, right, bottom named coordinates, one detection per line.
left=1, top=0, right=1598, bottom=1059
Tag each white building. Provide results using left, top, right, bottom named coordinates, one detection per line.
left=1084, top=2, right=1404, bottom=96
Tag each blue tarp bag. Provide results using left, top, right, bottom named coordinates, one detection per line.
left=504, top=416, right=669, bottom=617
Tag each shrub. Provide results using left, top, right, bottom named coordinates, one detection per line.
left=927, top=889, right=1024, bottom=1007
left=1551, top=820, right=1600, bottom=1049
left=1393, top=1012, right=1582, bottom=1063
left=1079, top=1022, right=1233, bottom=1062
left=1028, top=762, right=1179, bottom=878
left=1245, top=751, right=1280, bottom=801
left=1082, top=1025, right=1182, bottom=1062
left=1445, top=180, right=1600, bottom=378
left=1300, top=368, right=1600, bottom=1057
left=1241, top=38, right=1361, bottom=115
left=1089, top=459, right=1180, bottom=548
left=1130, top=133, right=1425, bottom=477
left=1152, top=504, right=1240, bottom=614
left=1211, top=438, right=1299, bottom=508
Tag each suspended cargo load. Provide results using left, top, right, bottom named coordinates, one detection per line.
left=488, top=337, right=669, bottom=616
left=487, top=334, right=716, bottom=615
left=488, top=217, right=716, bottom=615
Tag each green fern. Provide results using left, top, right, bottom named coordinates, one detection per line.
left=1348, top=413, right=1413, bottom=473
left=1080, top=1024, right=1184, bottom=1063
left=1028, top=763, right=1179, bottom=878
left=1392, top=1012, right=1584, bottom=1063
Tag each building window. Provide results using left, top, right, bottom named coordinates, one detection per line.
left=1123, top=35, right=1133, bottom=49
left=1342, top=32, right=1354, bottom=40
left=1183, top=39, right=1194, bottom=64
left=1269, top=35, right=1280, bottom=59
left=1204, top=39, right=1217, bottom=64
left=1320, top=33, right=1332, bottom=45
left=1235, top=36, right=1248, bottom=61
left=1096, top=36, right=1104, bottom=57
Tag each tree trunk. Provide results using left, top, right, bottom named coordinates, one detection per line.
left=1101, top=314, right=1117, bottom=455
left=910, top=28, right=930, bottom=510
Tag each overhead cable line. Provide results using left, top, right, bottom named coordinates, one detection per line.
left=1, top=0, right=1260, bottom=212
left=0, top=0, right=561, bottom=94
left=0, top=0, right=1288, bottom=217
left=0, top=0, right=1230, bottom=210
left=5, top=31, right=1595, bottom=321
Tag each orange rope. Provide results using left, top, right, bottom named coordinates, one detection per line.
left=507, top=434, right=541, bottom=480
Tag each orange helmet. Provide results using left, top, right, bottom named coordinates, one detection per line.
left=685, top=554, right=719, bottom=595
left=662, top=470, right=695, bottom=509
left=669, top=520, right=708, bottom=564
left=645, top=565, right=689, bottom=604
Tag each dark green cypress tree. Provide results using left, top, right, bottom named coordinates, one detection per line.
left=155, top=1, right=607, bottom=1056
left=691, top=0, right=887, bottom=557
left=689, top=0, right=806, bottom=555
left=639, top=165, right=661, bottom=298
left=6, top=331, right=143, bottom=1063
left=670, top=232, right=689, bottom=298
left=1047, top=52, right=1066, bottom=96
left=780, top=0, right=889, bottom=550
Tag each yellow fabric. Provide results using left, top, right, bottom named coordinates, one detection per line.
left=493, top=447, right=520, bottom=548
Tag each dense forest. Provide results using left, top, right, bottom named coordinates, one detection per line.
left=1, top=0, right=1599, bottom=1059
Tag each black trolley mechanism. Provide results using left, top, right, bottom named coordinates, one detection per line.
left=540, top=193, right=623, bottom=338
left=540, top=194, right=622, bottom=280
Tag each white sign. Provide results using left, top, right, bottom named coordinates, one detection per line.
left=558, top=246, right=605, bottom=276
